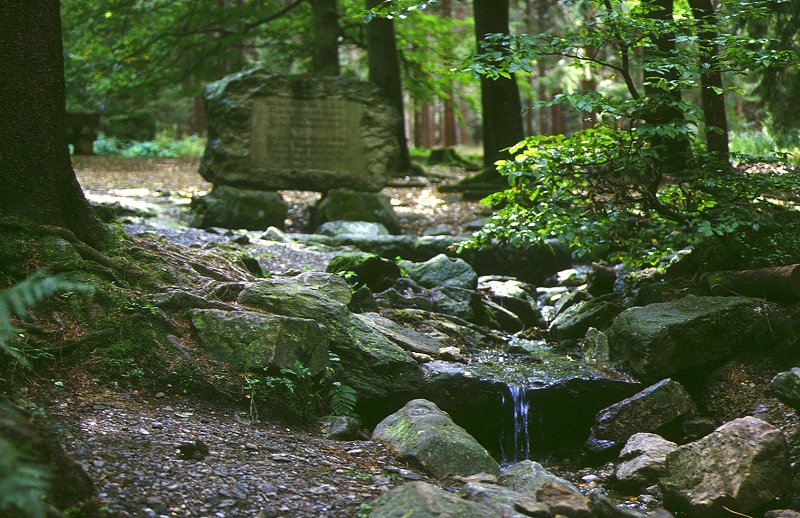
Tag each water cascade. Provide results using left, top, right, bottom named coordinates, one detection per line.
left=499, top=384, right=541, bottom=464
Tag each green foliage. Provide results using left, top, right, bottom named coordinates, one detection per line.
left=247, top=353, right=357, bottom=422
left=0, top=435, right=49, bottom=518
left=93, top=132, right=205, bottom=158
left=0, top=272, right=91, bottom=368
left=468, top=125, right=800, bottom=268
left=730, top=129, right=800, bottom=163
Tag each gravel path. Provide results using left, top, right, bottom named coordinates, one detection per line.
left=37, top=384, right=427, bottom=517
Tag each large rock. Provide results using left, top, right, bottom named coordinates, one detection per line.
left=317, top=220, right=390, bottom=237
left=325, top=251, right=401, bottom=292
left=660, top=416, right=791, bottom=516
left=313, top=189, right=401, bottom=234
left=372, top=399, right=500, bottom=479
left=608, top=296, right=773, bottom=381
left=497, top=460, right=579, bottom=497
left=189, top=185, right=287, bottom=230
left=236, top=273, right=424, bottom=420
left=586, top=379, right=696, bottom=455
left=200, top=70, right=400, bottom=192
left=479, top=277, right=544, bottom=329
left=615, top=433, right=678, bottom=490
left=548, top=293, right=622, bottom=340
left=459, top=482, right=529, bottom=517
left=771, top=367, right=800, bottom=408
left=369, top=481, right=497, bottom=518
left=356, top=312, right=442, bottom=356
left=189, top=309, right=329, bottom=374
left=400, top=254, right=478, bottom=290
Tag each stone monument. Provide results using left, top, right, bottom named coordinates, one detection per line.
left=199, top=69, right=401, bottom=192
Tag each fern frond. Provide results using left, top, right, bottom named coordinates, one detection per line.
left=0, top=436, right=49, bottom=518
left=328, top=382, right=358, bottom=417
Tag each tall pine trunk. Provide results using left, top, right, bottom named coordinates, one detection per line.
left=0, top=1, right=106, bottom=247
left=473, top=0, right=524, bottom=170
left=366, top=0, right=411, bottom=172
left=689, top=0, right=729, bottom=159
left=311, top=0, right=340, bottom=76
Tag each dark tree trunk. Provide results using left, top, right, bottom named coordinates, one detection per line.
left=366, top=0, right=411, bottom=172
left=0, top=1, right=106, bottom=247
left=701, top=265, right=800, bottom=303
left=474, top=0, right=524, bottom=170
left=311, top=0, right=340, bottom=76
left=688, top=0, right=729, bottom=159
left=440, top=0, right=458, bottom=148
left=641, top=0, right=689, bottom=170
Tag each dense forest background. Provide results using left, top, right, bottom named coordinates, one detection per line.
left=62, top=0, right=800, bottom=158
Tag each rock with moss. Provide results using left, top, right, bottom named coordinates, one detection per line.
left=189, top=185, right=287, bottom=230
left=400, top=254, right=478, bottom=291
left=608, top=296, right=775, bottom=382
left=236, top=274, right=424, bottom=421
left=615, top=433, right=678, bottom=490
left=317, top=220, right=390, bottom=237
left=356, top=312, right=442, bottom=356
left=189, top=309, right=329, bottom=374
left=548, top=293, right=622, bottom=340
left=325, top=251, right=401, bottom=292
left=459, top=482, right=529, bottom=516
left=660, top=416, right=791, bottom=516
left=375, top=278, right=434, bottom=312
left=586, top=379, right=696, bottom=455
left=372, top=399, right=500, bottom=479
left=771, top=368, right=800, bottom=408
left=497, top=460, right=579, bottom=497
left=479, top=277, right=544, bottom=328
left=369, top=481, right=498, bottom=518
left=312, top=189, right=401, bottom=234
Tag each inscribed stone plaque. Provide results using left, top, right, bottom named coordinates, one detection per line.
left=250, top=97, right=366, bottom=174
left=199, top=70, right=401, bottom=192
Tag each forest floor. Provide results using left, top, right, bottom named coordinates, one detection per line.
left=30, top=156, right=494, bottom=517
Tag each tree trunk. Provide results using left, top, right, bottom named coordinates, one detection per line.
left=688, top=0, right=729, bottom=160
left=701, top=264, right=800, bottom=302
left=641, top=0, right=689, bottom=170
left=473, top=0, right=524, bottom=170
left=366, top=0, right=411, bottom=172
left=0, top=1, right=106, bottom=247
left=440, top=0, right=458, bottom=148
left=311, top=0, right=340, bottom=76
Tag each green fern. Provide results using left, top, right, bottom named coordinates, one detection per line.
left=0, top=435, right=49, bottom=518
left=0, top=271, right=91, bottom=365
left=328, top=381, right=358, bottom=417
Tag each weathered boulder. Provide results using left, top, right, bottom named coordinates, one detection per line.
left=536, top=482, right=592, bottom=517
left=313, top=189, right=401, bottom=234
left=771, top=367, right=800, bottom=409
left=372, top=399, right=500, bottom=479
left=325, top=251, right=401, bottom=292
left=430, top=285, right=479, bottom=321
left=356, top=312, right=442, bottom=356
left=459, top=482, right=529, bottom=517
left=615, top=433, right=678, bottom=490
left=660, top=416, right=791, bottom=516
left=189, top=309, right=329, bottom=374
left=236, top=273, right=424, bottom=420
left=200, top=70, right=400, bottom=192
left=586, top=379, right=696, bottom=455
left=479, top=277, right=544, bottom=328
left=317, top=220, right=390, bottom=237
left=375, top=277, right=434, bottom=312
left=189, top=185, right=287, bottom=230
left=549, top=293, right=622, bottom=340
left=319, top=415, right=361, bottom=440
left=400, top=254, right=478, bottom=290
left=498, top=460, right=579, bottom=497
left=608, top=295, right=773, bottom=381
left=369, top=481, right=497, bottom=517
left=582, top=327, right=610, bottom=362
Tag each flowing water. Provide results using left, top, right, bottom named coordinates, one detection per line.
left=499, top=384, right=542, bottom=464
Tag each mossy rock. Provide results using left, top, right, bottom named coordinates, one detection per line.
left=325, top=251, right=401, bottom=292
left=372, top=399, right=500, bottom=479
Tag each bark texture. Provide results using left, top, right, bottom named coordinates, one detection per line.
left=0, top=1, right=106, bottom=246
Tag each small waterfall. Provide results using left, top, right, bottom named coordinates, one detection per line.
left=500, top=384, right=532, bottom=464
